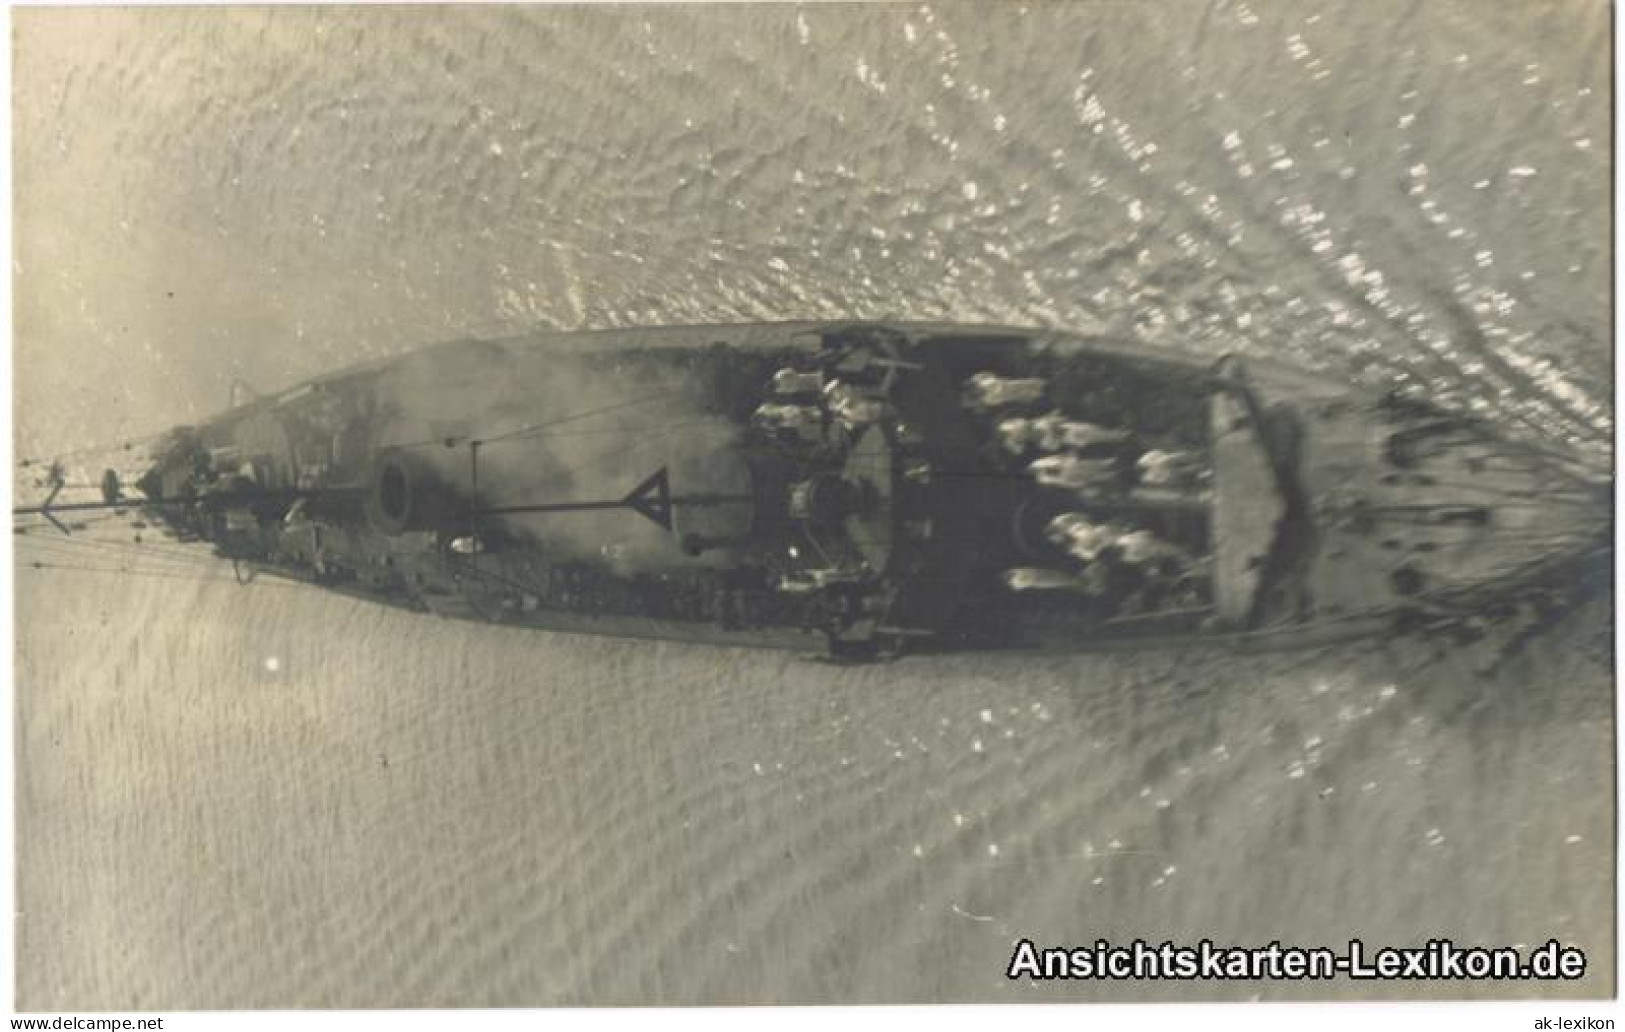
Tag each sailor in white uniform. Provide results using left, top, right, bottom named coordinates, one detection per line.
left=996, top=417, right=1038, bottom=457
left=752, top=402, right=825, bottom=443
left=772, top=367, right=825, bottom=397
left=1136, top=448, right=1208, bottom=488
left=823, top=380, right=885, bottom=429
left=1002, top=567, right=1105, bottom=594
left=1028, top=453, right=1122, bottom=492
left=962, top=372, right=1046, bottom=410
left=1045, top=512, right=1121, bottom=563
left=1114, top=528, right=1188, bottom=567
left=1029, top=411, right=1134, bottom=452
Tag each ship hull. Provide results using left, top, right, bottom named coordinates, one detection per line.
left=140, top=322, right=1608, bottom=659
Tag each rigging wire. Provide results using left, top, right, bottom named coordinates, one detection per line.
left=475, top=390, right=687, bottom=447
left=16, top=528, right=226, bottom=566
left=17, top=428, right=172, bottom=469
left=466, top=431, right=681, bottom=511
left=15, top=537, right=239, bottom=581
left=388, top=390, right=687, bottom=452
left=16, top=560, right=298, bottom=587
left=14, top=534, right=321, bottom=591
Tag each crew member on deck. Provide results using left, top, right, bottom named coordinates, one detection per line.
left=962, top=372, right=1046, bottom=411
left=1028, top=453, right=1123, bottom=493
left=1115, top=527, right=1191, bottom=569
left=1029, top=411, right=1134, bottom=452
left=752, top=402, right=825, bottom=445
left=1111, top=528, right=1200, bottom=611
left=996, top=417, right=1039, bottom=458
left=1003, top=566, right=1108, bottom=595
left=1135, top=448, right=1209, bottom=489
left=771, top=367, right=826, bottom=398
left=823, top=380, right=885, bottom=429
left=1045, top=512, right=1120, bottom=563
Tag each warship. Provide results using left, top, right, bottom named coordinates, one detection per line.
left=22, top=322, right=1609, bottom=661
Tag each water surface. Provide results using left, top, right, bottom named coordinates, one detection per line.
left=13, top=1, right=1613, bottom=1006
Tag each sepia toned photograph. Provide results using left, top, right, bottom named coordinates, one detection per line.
left=11, top=0, right=1613, bottom=1012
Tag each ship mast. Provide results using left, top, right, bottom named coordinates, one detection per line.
left=13, top=465, right=748, bottom=536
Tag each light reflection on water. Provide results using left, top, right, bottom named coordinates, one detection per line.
left=12, top=0, right=1613, bottom=1007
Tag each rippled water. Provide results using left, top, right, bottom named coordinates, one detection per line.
left=13, top=2, right=1613, bottom=1007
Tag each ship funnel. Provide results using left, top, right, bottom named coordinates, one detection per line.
left=366, top=448, right=465, bottom=535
